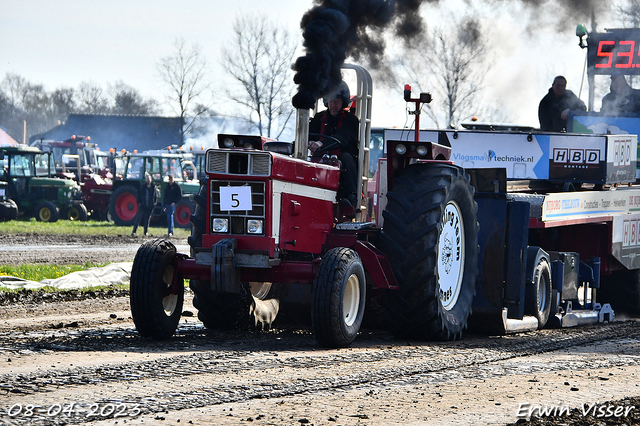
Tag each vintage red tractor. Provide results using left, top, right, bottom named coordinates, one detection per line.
left=130, top=64, right=624, bottom=347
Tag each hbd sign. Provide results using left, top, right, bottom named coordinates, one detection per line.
left=623, top=219, right=640, bottom=247
left=553, top=148, right=600, bottom=165
left=613, top=140, right=633, bottom=166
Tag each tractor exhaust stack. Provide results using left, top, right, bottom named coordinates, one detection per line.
left=294, top=108, right=309, bottom=160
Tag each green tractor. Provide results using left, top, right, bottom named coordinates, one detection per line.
left=107, top=152, right=200, bottom=227
left=0, top=145, right=87, bottom=222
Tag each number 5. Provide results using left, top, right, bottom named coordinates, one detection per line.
left=231, top=194, right=240, bottom=208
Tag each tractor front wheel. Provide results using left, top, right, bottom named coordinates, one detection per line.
left=130, top=239, right=184, bottom=339
left=312, top=247, right=366, bottom=348
left=34, top=201, right=60, bottom=222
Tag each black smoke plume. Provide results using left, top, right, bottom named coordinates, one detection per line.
left=291, top=0, right=614, bottom=109
left=292, top=0, right=430, bottom=109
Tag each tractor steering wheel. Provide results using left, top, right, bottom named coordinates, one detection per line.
left=309, top=133, right=341, bottom=153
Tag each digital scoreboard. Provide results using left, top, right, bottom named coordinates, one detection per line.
left=588, top=29, right=640, bottom=75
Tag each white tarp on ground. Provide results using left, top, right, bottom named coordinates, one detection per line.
left=0, top=262, right=132, bottom=290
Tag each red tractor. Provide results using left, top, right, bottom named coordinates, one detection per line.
left=131, top=64, right=623, bottom=347
left=129, top=65, right=479, bottom=347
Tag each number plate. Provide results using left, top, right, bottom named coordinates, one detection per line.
left=220, top=186, right=252, bottom=211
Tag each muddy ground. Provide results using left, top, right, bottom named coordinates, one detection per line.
left=1, top=233, right=640, bottom=426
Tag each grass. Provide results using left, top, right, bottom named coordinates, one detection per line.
left=0, top=218, right=191, bottom=292
left=0, top=263, right=108, bottom=282
left=0, top=218, right=191, bottom=238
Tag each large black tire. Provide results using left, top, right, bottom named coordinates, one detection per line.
left=34, top=201, right=60, bottom=222
left=65, top=203, right=89, bottom=221
left=130, top=239, right=184, bottom=339
left=0, top=199, right=18, bottom=221
left=599, top=269, right=640, bottom=315
left=525, top=254, right=552, bottom=328
left=379, top=163, right=479, bottom=340
left=188, top=183, right=207, bottom=257
left=109, top=185, right=139, bottom=226
left=312, top=247, right=366, bottom=348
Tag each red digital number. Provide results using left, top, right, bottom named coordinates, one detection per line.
left=616, top=40, right=635, bottom=68
left=596, top=40, right=615, bottom=68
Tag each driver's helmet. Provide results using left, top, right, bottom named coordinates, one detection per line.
left=322, top=81, right=350, bottom=109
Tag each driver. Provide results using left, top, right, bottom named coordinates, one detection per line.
left=308, top=81, right=359, bottom=210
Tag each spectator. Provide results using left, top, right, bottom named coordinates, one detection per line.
left=131, top=172, right=157, bottom=237
left=601, top=72, right=640, bottom=115
left=538, top=76, right=586, bottom=132
left=163, top=175, right=182, bottom=237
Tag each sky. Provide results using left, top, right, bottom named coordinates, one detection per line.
left=0, top=0, right=622, bottom=134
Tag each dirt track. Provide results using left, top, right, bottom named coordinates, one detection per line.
left=1, top=233, right=640, bottom=426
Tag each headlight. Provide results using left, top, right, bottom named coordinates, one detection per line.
left=247, top=219, right=263, bottom=234
left=243, top=142, right=254, bottom=149
left=223, top=138, right=235, bottom=148
left=416, top=145, right=428, bottom=156
left=395, top=144, right=407, bottom=155
left=212, top=218, right=229, bottom=233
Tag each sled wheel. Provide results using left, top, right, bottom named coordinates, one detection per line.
left=109, top=185, right=138, bottom=225
left=525, top=255, right=552, bottom=328
left=34, top=201, right=60, bottom=222
left=379, top=163, right=479, bottom=340
left=130, top=239, right=184, bottom=339
left=66, top=203, right=89, bottom=221
left=312, top=247, right=366, bottom=348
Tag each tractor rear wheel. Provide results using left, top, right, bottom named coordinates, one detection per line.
left=312, top=247, right=366, bottom=348
left=109, top=185, right=139, bottom=226
left=65, top=204, right=89, bottom=221
left=379, top=163, right=479, bottom=340
left=175, top=199, right=194, bottom=228
left=130, top=239, right=184, bottom=339
left=34, top=201, right=60, bottom=222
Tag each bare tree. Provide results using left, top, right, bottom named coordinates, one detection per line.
left=394, top=17, right=497, bottom=128
left=77, top=81, right=110, bottom=114
left=157, top=38, right=211, bottom=141
left=614, top=0, right=640, bottom=27
left=222, top=14, right=297, bottom=139
left=109, top=81, right=159, bottom=115
left=0, top=73, right=57, bottom=139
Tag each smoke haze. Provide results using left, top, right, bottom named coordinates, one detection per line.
left=292, top=0, right=616, bottom=110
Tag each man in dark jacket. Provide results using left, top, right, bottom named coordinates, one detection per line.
left=538, top=76, right=586, bottom=132
left=601, top=72, right=640, bottom=115
left=131, top=172, right=157, bottom=236
left=163, top=175, right=182, bottom=237
left=308, top=81, right=359, bottom=210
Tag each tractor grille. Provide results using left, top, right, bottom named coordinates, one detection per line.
left=206, top=150, right=271, bottom=176
left=210, top=180, right=266, bottom=235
